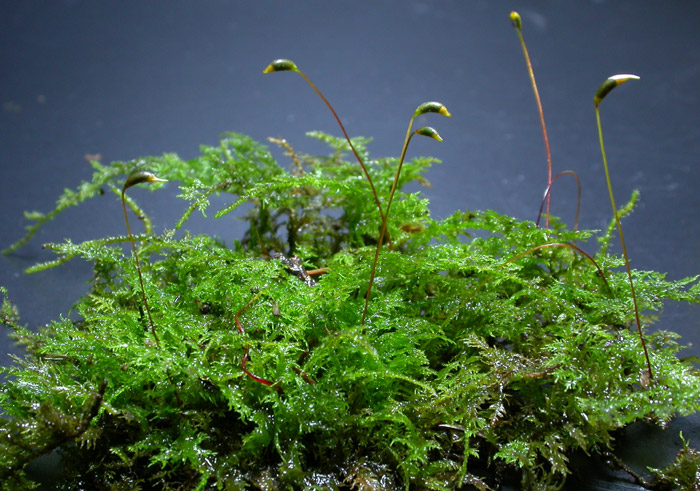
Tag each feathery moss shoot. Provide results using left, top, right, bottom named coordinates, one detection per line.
left=1, top=22, right=699, bottom=491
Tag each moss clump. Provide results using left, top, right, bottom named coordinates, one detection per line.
left=650, top=434, right=700, bottom=489
left=1, top=130, right=699, bottom=490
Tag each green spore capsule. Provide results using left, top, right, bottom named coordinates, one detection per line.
left=594, top=74, right=640, bottom=107
left=413, top=101, right=451, bottom=118
left=263, top=59, right=298, bottom=73
left=414, top=126, right=443, bottom=142
left=510, top=11, right=522, bottom=30
left=123, top=171, right=167, bottom=191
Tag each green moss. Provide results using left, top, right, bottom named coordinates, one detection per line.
left=650, top=433, right=700, bottom=489
left=1, top=129, right=699, bottom=489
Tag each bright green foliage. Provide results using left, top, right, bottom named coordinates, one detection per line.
left=650, top=433, right=700, bottom=489
left=1, top=133, right=699, bottom=489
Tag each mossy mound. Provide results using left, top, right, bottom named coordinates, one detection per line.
left=1, top=133, right=699, bottom=489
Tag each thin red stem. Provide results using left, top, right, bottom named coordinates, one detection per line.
left=503, top=242, right=610, bottom=293
left=516, top=28, right=553, bottom=227
left=536, top=170, right=581, bottom=237
left=596, top=106, right=653, bottom=379
left=234, top=292, right=283, bottom=393
left=362, top=124, right=417, bottom=323
left=121, top=190, right=159, bottom=346
left=296, top=70, right=392, bottom=250
left=442, top=242, right=611, bottom=329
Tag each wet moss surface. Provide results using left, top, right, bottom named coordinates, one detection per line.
left=1, top=131, right=699, bottom=489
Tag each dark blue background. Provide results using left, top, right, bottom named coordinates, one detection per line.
left=1, top=2, right=698, bottom=488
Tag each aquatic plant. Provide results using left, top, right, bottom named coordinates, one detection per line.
left=0, top=14, right=699, bottom=491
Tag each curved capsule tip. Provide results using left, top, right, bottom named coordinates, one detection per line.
left=415, top=126, right=443, bottom=142
left=510, top=11, right=522, bottom=30
left=123, top=171, right=168, bottom=192
left=414, top=101, right=452, bottom=118
left=263, top=59, right=298, bottom=74
left=594, top=73, right=640, bottom=107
